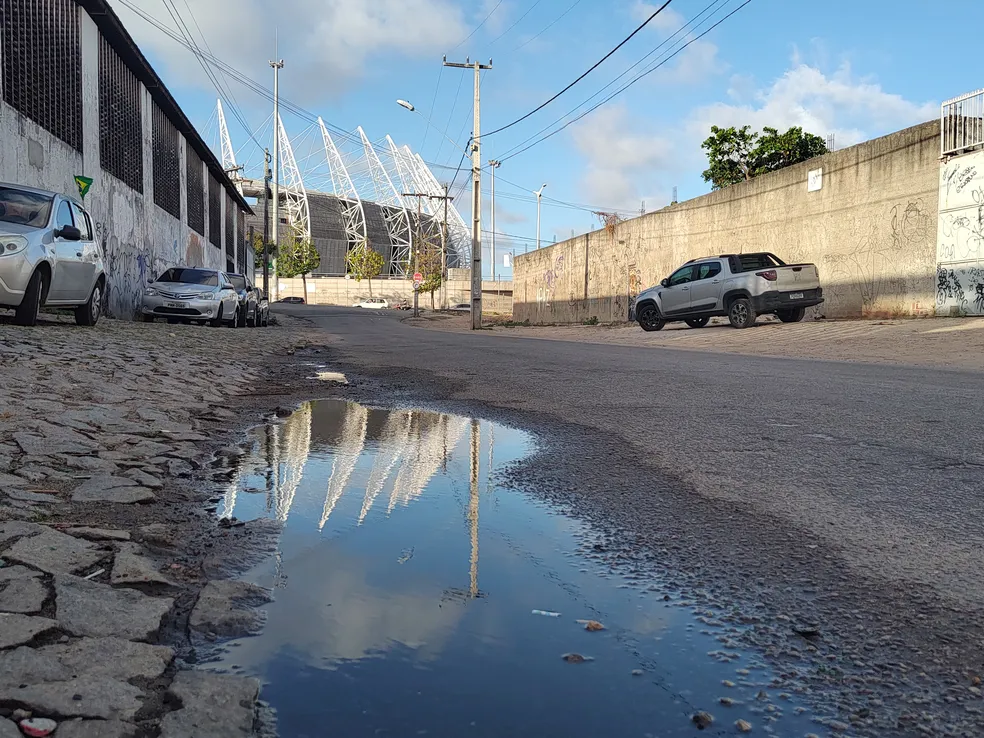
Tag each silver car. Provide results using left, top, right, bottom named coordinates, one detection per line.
left=0, top=182, right=106, bottom=326
left=141, top=267, right=240, bottom=327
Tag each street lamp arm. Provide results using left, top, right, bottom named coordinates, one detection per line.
left=396, top=100, right=469, bottom=156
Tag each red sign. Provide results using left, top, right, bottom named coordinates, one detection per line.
left=413, top=272, right=423, bottom=282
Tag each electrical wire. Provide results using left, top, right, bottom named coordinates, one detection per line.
left=483, top=0, right=674, bottom=137
left=421, top=64, right=443, bottom=152
left=448, top=0, right=503, bottom=53
left=513, top=0, right=584, bottom=51
left=488, top=0, right=544, bottom=46
left=435, top=71, right=465, bottom=164
left=498, top=0, right=752, bottom=163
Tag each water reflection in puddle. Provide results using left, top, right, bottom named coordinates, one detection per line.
left=214, top=400, right=816, bottom=738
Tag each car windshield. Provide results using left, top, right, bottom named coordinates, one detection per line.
left=0, top=186, right=54, bottom=228
left=156, top=268, right=218, bottom=286
left=228, top=275, right=246, bottom=290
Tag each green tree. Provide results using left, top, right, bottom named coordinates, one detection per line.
left=345, top=241, right=385, bottom=296
left=701, top=125, right=828, bottom=190
left=416, top=236, right=443, bottom=309
left=277, top=230, right=321, bottom=297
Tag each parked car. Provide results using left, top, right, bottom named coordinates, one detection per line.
left=227, top=272, right=259, bottom=327
left=254, top=288, right=270, bottom=327
left=141, top=267, right=240, bottom=327
left=353, top=297, right=388, bottom=309
left=0, top=182, right=106, bottom=326
left=634, top=252, right=823, bottom=331
left=275, top=296, right=305, bottom=304
left=446, top=303, right=471, bottom=313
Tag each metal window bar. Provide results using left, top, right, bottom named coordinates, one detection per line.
left=0, top=0, right=82, bottom=152
left=152, top=102, right=181, bottom=218
left=98, top=34, right=143, bottom=192
left=942, top=89, right=984, bottom=157
left=186, top=146, right=205, bottom=234
left=208, top=176, right=221, bottom=248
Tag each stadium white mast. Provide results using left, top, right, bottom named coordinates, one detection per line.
left=216, top=99, right=242, bottom=194
left=358, top=126, right=413, bottom=277
left=319, top=118, right=368, bottom=252
left=278, top=114, right=311, bottom=241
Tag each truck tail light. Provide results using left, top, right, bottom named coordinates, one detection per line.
left=756, top=270, right=777, bottom=281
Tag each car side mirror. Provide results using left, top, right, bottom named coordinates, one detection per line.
left=57, top=225, right=82, bottom=241
left=660, top=278, right=669, bottom=287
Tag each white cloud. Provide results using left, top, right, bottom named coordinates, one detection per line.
left=570, top=104, right=675, bottom=210
left=688, top=62, right=938, bottom=150
left=629, top=2, right=725, bottom=85
left=110, top=0, right=468, bottom=102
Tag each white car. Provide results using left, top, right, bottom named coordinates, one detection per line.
left=446, top=303, right=471, bottom=313
left=353, top=298, right=388, bottom=309
left=141, top=267, right=241, bottom=327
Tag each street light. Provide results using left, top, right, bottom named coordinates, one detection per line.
left=396, top=99, right=468, bottom=156
left=397, top=99, right=415, bottom=112
left=533, top=184, right=547, bottom=253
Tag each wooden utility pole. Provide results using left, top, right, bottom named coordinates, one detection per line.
left=443, top=56, right=491, bottom=329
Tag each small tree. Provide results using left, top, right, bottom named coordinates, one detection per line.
left=277, top=230, right=321, bottom=297
left=416, top=237, right=443, bottom=309
left=346, top=241, right=385, bottom=296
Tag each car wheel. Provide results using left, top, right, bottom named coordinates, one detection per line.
left=210, top=305, right=225, bottom=327
left=776, top=307, right=805, bottom=323
left=229, top=307, right=241, bottom=328
left=728, top=297, right=756, bottom=329
left=685, top=317, right=710, bottom=329
left=637, top=304, right=665, bottom=332
left=14, top=269, right=45, bottom=327
left=74, top=281, right=102, bottom=327
left=236, top=306, right=247, bottom=328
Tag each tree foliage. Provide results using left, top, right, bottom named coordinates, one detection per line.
left=416, top=236, right=443, bottom=309
left=701, top=125, right=828, bottom=190
left=345, top=241, right=385, bottom=296
left=276, top=230, right=321, bottom=296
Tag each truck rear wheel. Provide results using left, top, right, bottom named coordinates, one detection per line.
left=728, top=297, right=756, bottom=329
left=777, top=307, right=805, bottom=323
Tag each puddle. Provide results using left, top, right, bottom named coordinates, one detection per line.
left=213, top=400, right=818, bottom=737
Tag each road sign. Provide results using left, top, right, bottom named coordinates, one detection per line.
left=412, top=272, right=423, bottom=290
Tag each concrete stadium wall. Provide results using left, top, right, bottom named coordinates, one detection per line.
left=0, top=8, right=247, bottom=319
left=273, top=276, right=513, bottom=313
left=513, top=121, right=941, bottom=324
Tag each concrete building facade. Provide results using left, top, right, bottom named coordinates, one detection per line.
left=0, top=0, right=252, bottom=319
left=513, top=121, right=942, bottom=324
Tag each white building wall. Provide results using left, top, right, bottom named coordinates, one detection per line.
left=937, top=150, right=984, bottom=315
left=0, top=6, right=240, bottom=319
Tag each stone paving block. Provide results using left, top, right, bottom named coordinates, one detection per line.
left=65, top=528, right=131, bottom=542
left=71, top=477, right=154, bottom=504
left=55, top=719, right=139, bottom=738
left=5, top=489, right=61, bottom=504
left=189, top=580, right=271, bottom=639
left=111, top=544, right=175, bottom=587
left=0, top=646, right=71, bottom=687
left=0, top=613, right=58, bottom=649
left=0, top=577, right=48, bottom=613
left=0, top=565, right=42, bottom=582
left=121, top=469, right=163, bottom=489
left=0, top=521, right=41, bottom=547
left=0, top=718, right=20, bottom=738
left=160, top=671, right=259, bottom=738
left=4, top=528, right=105, bottom=576
left=0, top=677, right=145, bottom=720
left=55, top=575, right=173, bottom=641
left=40, top=637, right=173, bottom=681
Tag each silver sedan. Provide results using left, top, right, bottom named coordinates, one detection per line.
left=141, top=267, right=240, bottom=326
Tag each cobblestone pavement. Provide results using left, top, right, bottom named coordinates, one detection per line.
left=0, top=313, right=325, bottom=737
left=410, top=314, right=984, bottom=372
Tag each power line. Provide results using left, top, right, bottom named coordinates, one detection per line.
left=484, top=0, right=674, bottom=137
left=498, top=0, right=752, bottom=163
left=513, top=0, right=584, bottom=51
left=488, top=0, right=544, bottom=46
left=496, top=0, right=729, bottom=161
left=449, top=0, right=503, bottom=53
left=435, top=71, right=465, bottom=164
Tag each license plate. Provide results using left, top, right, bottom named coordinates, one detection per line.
left=789, top=292, right=804, bottom=300
left=164, top=301, right=188, bottom=309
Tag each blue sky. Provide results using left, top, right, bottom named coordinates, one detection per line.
left=112, top=0, right=983, bottom=276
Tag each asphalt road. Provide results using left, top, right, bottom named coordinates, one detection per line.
left=279, top=304, right=984, bottom=735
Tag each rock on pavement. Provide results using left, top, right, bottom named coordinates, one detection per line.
left=189, top=579, right=271, bottom=639
left=0, top=613, right=59, bottom=649
left=0, top=677, right=145, bottom=721
left=55, top=575, right=173, bottom=640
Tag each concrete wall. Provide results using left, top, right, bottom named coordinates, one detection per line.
left=0, top=7, right=247, bottom=319
left=272, top=276, right=513, bottom=313
left=937, top=149, right=984, bottom=315
left=514, top=121, right=941, bottom=324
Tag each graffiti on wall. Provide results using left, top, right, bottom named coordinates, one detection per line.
left=536, top=254, right=566, bottom=310
left=938, top=150, right=984, bottom=315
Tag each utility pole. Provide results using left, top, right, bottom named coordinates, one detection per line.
left=533, top=183, right=547, bottom=254
left=262, top=148, right=271, bottom=296
left=269, top=58, right=284, bottom=298
left=444, top=56, right=491, bottom=329
left=488, top=160, right=500, bottom=282
left=442, top=185, right=449, bottom=310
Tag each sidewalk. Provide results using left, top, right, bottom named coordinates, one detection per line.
left=408, top=314, right=984, bottom=372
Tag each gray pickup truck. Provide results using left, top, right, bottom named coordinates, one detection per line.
left=634, top=252, right=823, bottom=331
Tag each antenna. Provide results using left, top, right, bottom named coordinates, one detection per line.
left=826, top=133, right=835, bottom=151
left=671, top=186, right=678, bottom=204
left=640, top=200, right=646, bottom=216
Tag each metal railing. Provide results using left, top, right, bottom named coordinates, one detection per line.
left=942, top=88, right=984, bottom=156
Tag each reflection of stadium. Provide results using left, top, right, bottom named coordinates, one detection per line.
left=217, top=102, right=470, bottom=277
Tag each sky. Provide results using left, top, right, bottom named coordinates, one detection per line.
left=109, top=0, right=984, bottom=278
